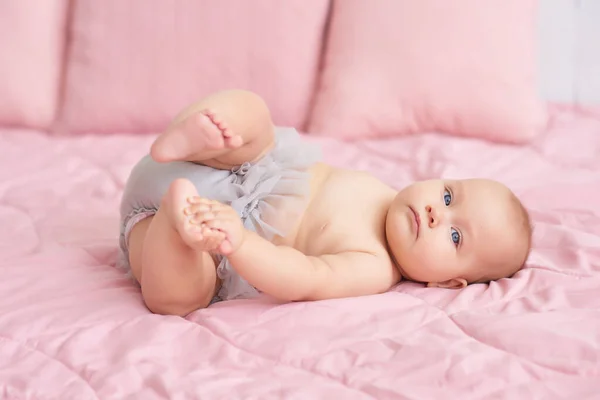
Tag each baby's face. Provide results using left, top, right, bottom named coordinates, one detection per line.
left=386, top=179, right=528, bottom=288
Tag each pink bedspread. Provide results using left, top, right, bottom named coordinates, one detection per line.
left=1, top=108, right=599, bottom=399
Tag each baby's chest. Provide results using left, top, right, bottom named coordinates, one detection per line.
left=297, top=169, right=390, bottom=254
left=301, top=196, right=383, bottom=256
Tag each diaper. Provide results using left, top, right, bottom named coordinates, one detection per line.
left=117, top=127, right=321, bottom=303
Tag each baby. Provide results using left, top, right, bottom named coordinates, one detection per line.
left=119, top=90, right=532, bottom=316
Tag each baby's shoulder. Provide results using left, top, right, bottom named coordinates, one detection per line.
left=315, top=167, right=389, bottom=199
left=327, top=167, right=377, bottom=182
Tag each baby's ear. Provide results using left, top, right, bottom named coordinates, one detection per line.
left=427, top=278, right=468, bottom=289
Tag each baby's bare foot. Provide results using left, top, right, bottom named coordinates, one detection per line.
left=185, top=196, right=246, bottom=255
left=163, top=178, right=225, bottom=251
left=150, top=109, right=243, bottom=163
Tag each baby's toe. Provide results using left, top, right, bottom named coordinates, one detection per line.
left=225, top=135, right=244, bottom=149
left=195, top=114, right=224, bottom=148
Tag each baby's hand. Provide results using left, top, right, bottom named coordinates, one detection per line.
left=185, top=197, right=246, bottom=255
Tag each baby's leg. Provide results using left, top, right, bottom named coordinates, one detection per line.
left=150, top=90, right=275, bottom=169
left=128, top=179, right=225, bottom=316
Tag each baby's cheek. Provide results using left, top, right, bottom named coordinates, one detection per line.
left=417, top=231, right=454, bottom=265
left=397, top=229, right=455, bottom=280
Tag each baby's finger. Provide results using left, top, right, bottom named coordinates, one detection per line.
left=206, top=203, right=234, bottom=215
left=203, top=218, right=231, bottom=231
left=204, top=226, right=226, bottom=239
left=200, top=224, right=216, bottom=235
left=206, top=205, right=233, bottom=220
left=187, top=196, right=217, bottom=205
left=208, top=203, right=231, bottom=215
left=184, top=202, right=216, bottom=215
left=185, top=222, right=203, bottom=234
left=218, top=239, right=234, bottom=255
left=189, top=212, right=217, bottom=224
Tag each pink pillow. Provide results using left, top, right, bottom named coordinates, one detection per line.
left=57, top=0, right=329, bottom=134
left=308, top=0, right=548, bottom=143
left=0, top=0, right=67, bottom=129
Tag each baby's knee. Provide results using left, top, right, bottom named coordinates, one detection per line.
left=142, top=290, right=208, bottom=317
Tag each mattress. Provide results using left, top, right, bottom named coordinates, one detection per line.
left=1, top=107, right=599, bottom=399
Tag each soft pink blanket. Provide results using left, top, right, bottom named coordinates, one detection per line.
left=1, top=108, right=599, bottom=399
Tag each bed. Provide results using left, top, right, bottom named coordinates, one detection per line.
left=1, top=106, right=599, bottom=398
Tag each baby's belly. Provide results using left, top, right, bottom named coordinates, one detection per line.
left=271, top=162, right=333, bottom=249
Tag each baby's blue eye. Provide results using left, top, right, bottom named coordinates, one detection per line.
left=451, top=228, right=461, bottom=246
left=443, top=188, right=452, bottom=206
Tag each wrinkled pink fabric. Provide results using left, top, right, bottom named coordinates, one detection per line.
left=0, top=108, right=599, bottom=398
left=57, top=0, right=329, bottom=135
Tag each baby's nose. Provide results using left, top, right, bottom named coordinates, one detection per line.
left=425, top=205, right=442, bottom=227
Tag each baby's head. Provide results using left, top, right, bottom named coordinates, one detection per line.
left=386, top=179, right=531, bottom=288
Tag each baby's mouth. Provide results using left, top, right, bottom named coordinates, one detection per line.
left=409, top=206, right=420, bottom=237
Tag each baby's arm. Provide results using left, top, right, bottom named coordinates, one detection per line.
left=190, top=197, right=397, bottom=301
left=227, top=232, right=397, bottom=301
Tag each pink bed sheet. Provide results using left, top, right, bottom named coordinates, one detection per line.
left=0, top=108, right=599, bottom=399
